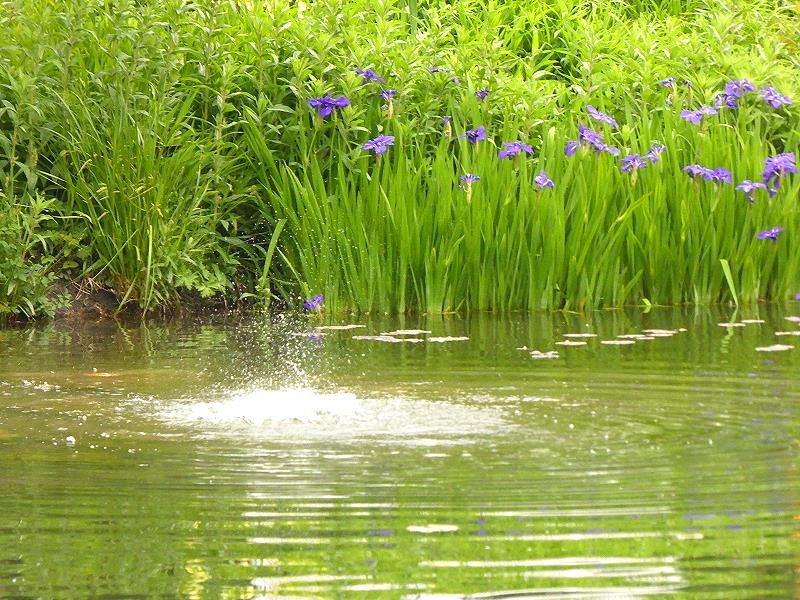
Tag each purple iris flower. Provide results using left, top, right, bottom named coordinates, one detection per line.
left=566, top=125, right=620, bottom=156
left=564, top=140, right=580, bottom=157
left=756, top=227, right=784, bottom=242
left=762, top=152, right=797, bottom=190
left=659, top=77, right=676, bottom=87
left=683, top=164, right=732, bottom=183
left=715, top=94, right=739, bottom=109
left=645, top=144, right=666, bottom=163
left=578, top=124, right=604, bottom=146
left=586, top=105, right=619, bottom=128
left=583, top=127, right=618, bottom=155
left=681, top=106, right=718, bottom=124
left=308, top=95, right=350, bottom=119
left=362, top=134, right=395, bottom=155
left=303, top=294, right=324, bottom=311
left=441, top=115, right=453, bottom=137
left=760, top=85, right=792, bottom=109
left=356, top=68, right=385, bottom=84
left=380, top=90, right=397, bottom=118
left=475, top=88, right=489, bottom=100
left=498, top=141, right=534, bottom=160
left=707, top=168, right=733, bottom=184
left=620, top=154, right=647, bottom=172
left=724, top=80, right=756, bottom=98
left=717, top=80, right=755, bottom=108
left=735, top=180, right=768, bottom=204
left=680, top=110, right=703, bottom=124
left=459, top=173, right=480, bottom=187
left=683, top=164, right=712, bottom=180
left=460, top=126, right=487, bottom=144
left=460, top=173, right=479, bottom=204
left=533, top=170, right=554, bottom=190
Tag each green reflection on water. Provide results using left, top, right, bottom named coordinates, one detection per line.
left=0, top=307, right=798, bottom=598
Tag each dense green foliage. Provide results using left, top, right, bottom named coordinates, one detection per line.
left=0, top=0, right=798, bottom=317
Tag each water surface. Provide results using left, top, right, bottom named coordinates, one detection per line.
left=1, top=307, right=798, bottom=598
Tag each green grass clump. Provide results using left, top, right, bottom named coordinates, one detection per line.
left=0, top=0, right=798, bottom=318
left=0, top=191, right=63, bottom=318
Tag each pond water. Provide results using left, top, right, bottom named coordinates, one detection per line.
left=0, top=307, right=798, bottom=598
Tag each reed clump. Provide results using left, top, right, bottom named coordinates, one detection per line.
left=0, top=0, right=797, bottom=318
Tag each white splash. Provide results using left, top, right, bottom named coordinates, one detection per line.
left=152, top=386, right=510, bottom=442
left=184, top=388, right=361, bottom=424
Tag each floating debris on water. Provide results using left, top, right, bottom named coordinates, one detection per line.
left=530, top=350, right=560, bottom=359
left=352, top=335, right=397, bottom=342
left=555, top=340, right=588, bottom=346
left=784, top=316, right=800, bottom=323
left=755, top=344, right=794, bottom=352
left=562, top=333, right=598, bottom=338
left=315, top=324, right=367, bottom=330
left=717, top=322, right=746, bottom=327
left=407, top=524, right=459, bottom=534
left=427, top=336, right=470, bottom=343
left=382, top=329, right=433, bottom=336
left=642, top=329, right=680, bottom=335
left=601, top=339, right=636, bottom=345
left=65, top=435, right=76, bottom=446
left=775, top=331, right=800, bottom=336
left=741, top=319, right=765, bottom=324
left=352, top=335, right=424, bottom=343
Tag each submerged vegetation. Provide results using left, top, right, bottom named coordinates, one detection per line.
left=0, top=0, right=798, bottom=318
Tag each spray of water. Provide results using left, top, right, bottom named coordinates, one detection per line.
left=138, top=313, right=511, bottom=442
